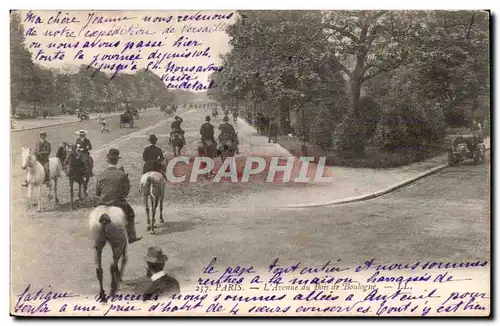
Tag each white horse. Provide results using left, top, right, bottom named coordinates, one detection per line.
left=89, top=206, right=128, bottom=302
left=139, top=171, right=167, bottom=234
left=20, top=147, right=64, bottom=212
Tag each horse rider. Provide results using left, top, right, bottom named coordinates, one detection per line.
left=268, top=117, right=279, bottom=143
left=22, top=131, right=51, bottom=187
left=170, top=116, right=186, bottom=146
left=96, top=148, right=142, bottom=244
left=218, top=116, right=239, bottom=154
left=143, top=134, right=165, bottom=175
left=199, top=116, right=216, bottom=154
left=76, top=130, right=94, bottom=177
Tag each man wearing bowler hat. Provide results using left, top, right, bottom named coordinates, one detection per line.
left=142, top=247, right=180, bottom=300
left=142, top=134, right=165, bottom=175
left=95, top=148, right=142, bottom=244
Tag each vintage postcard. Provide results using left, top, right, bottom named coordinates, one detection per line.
left=10, top=9, right=490, bottom=317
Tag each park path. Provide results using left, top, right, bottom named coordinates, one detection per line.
left=12, top=109, right=159, bottom=131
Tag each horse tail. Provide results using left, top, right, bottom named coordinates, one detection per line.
left=99, top=213, right=111, bottom=225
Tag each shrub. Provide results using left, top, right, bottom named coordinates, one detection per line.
left=332, top=111, right=366, bottom=152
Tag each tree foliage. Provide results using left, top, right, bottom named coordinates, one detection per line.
left=10, top=11, right=187, bottom=114
left=208, top=10, right=348, bottom=146
left=209, top=10, right=489, bottom=152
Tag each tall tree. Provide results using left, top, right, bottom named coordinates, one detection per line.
left=323, top=11, right=427, bottom=150
left=10, top=11, right=36, bottom=112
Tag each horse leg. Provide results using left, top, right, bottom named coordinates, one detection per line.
left=26, top=184, right=33, bottom=209
left=84, top=177, right=89, bottom=198
left=144, top=195, right=151, bottom=231
left=54, top=178, right=59, bottom=205
left=159, top=195, right=164, bottom=223
left=150, top=195, right=156, bottom=234
left=109, top=260, right=120, bottom=297
left=119, top=245, right=128, bottom=282
left=69, top=180, right=75, bottom=210
left=37, top=185, right=43, bottom=212
left=94, top=244, right=106, bottom=302
left=78, top=182, right=83, bottom=202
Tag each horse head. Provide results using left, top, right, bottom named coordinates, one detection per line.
left=20, top=147, right=36, bottom=170
left=64, top=145, right=82, bottom=170
left=56, top=143, right=70, bottom=164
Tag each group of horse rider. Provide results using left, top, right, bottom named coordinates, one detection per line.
left=211, top=105, right=239, bottom=121
left=21, top=111, right=242, bottom=246
left=202, top=115, right=240, bottom=154
left=21, top=129, right=94, bottom=188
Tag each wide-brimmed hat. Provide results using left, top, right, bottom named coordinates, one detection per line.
left=149, top=134, right=158, bottom=143
left=39, top=132, right=47, bottom=136
left=144, top=247, right=168, bottom=264
left=205, top=116, right=211, bottom=121
left=223, top=116, right=229, bottom=122
left=106, top=148, right=121, bottom=159
left=76, top=130, right=87, bottom=135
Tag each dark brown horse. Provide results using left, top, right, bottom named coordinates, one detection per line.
left=57, top=144, right=92, bottom=210
left=170, top=131, right=184, bottom=157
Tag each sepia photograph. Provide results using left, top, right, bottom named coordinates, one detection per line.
left=9, top=8, right=490, bottom=317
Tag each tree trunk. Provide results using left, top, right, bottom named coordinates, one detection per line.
left=349, top=76, right=362, bottom=116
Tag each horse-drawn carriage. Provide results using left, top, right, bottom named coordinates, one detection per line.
left=120, top=112, right=134, bottom=128
left=447, top=134, right=486, bottom=165
left=76, top=110, right=89, bottom=121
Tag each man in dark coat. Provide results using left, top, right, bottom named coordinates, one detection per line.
left=200, top=116, right=215, bottom=143
left=36, top=132, right=51, bottom=185
left=142, top=247, right=180, bottom=300
left=170, top=116, right=186, bottom=145
left=95, top=149, right=142, bottom=244
left=218, top=116, right=239, bottom=154
left=218, top=116, right=237, bottom=141
left=142, top=134, right=164, bottom=174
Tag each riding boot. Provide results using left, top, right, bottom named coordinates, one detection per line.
left=125, top=211, right=142, bottom=244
